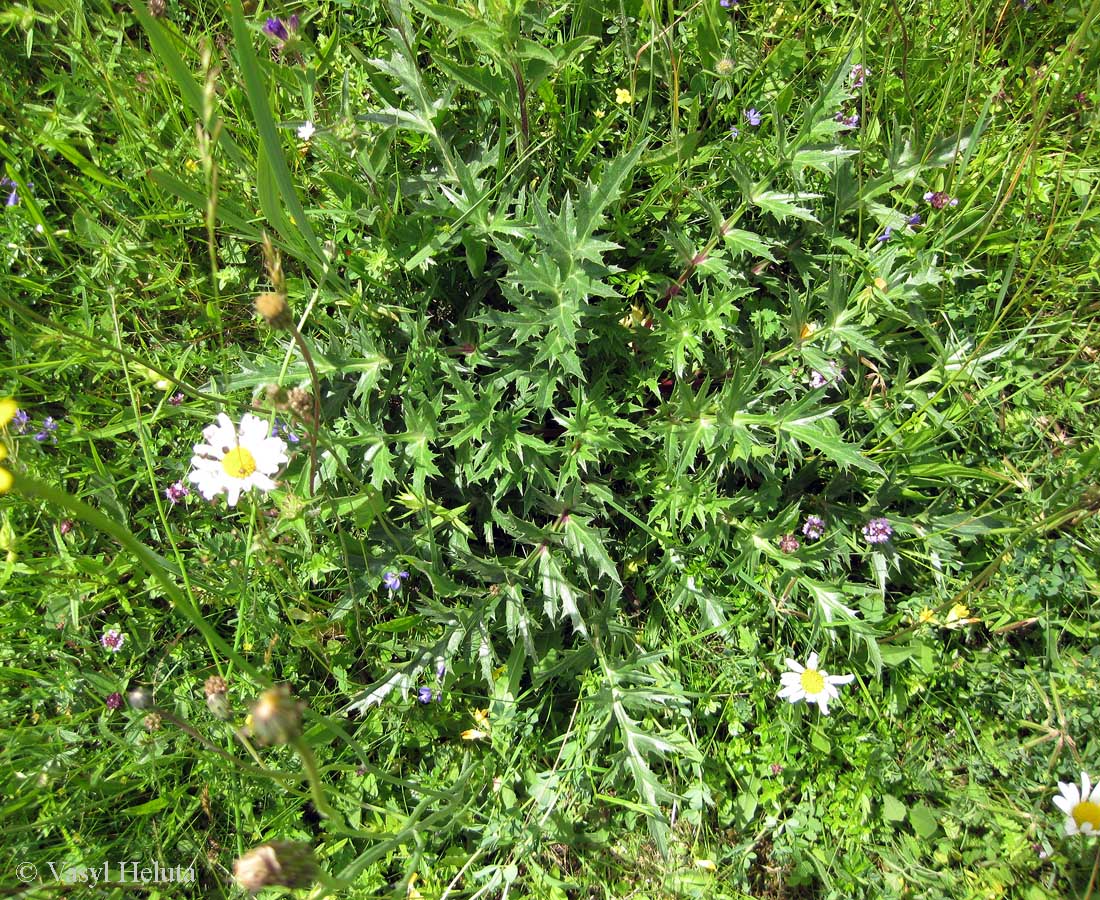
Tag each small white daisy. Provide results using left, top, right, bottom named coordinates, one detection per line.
left=777, top=653, right=855, bottom=715
left=297, top=121, right=316, bottom=141
left=188, top=413, right=288, bottom=507
left=1054, top=773, right=1100, bottom=836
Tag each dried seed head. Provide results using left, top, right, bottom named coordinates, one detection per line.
left=207, top=691, right=233, bottom=720
left=265, top=384, right=290, bottom=410
left=147, top=0, right=167, bottom=17
left=204, top=675, right=229, bottom=698
left=287, top=387, right=315, bottom=425
left=255, top=293, right=293, bottom=330
left=261, top=233, right=285, bottom=293
left=248, top=685, right=304, bottom=746
left=233, top=841, right=319, bottom=894
left=143, top=712, right=163, bottom=731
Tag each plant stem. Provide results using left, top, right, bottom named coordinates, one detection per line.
left=1085, top=842, right=1100, bottom=900
left=291, top=735, right=345, bottom=829
left=288, top=322, right=321, bottom=495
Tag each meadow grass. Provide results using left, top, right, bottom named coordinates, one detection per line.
left=2, top=0, right=1100, bottom=897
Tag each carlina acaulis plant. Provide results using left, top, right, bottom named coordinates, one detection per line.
left=256, top=234, right=321, bottom=494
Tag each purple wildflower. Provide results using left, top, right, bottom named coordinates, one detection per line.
left=169, top=392, right=185, bottom=406
left=262, top=13, right=299, bottom=45
left=1, top=177, right=18, bottom=206
left=924, top=191, right=959, bottom=210
left=849, top=64, right=868, bottom=88
left=12, top=408, right=29, bottom=433
left=263, top=17, right=289, bottom=41
left=907, top=213, right=922, bottom=227
left=809, top=371, right=829, bottom=389
left=382, top=570, right=409, bottom=592
left=744, top=108, right=762, bottom=127
left=106, top=692, right=123, bottom=710
left=835, top=111, right=860, bottom=128
left=34, top=416, right=58, bottom=443
left=101, top=629, right=126, bottom=652
left=802, top=515, right=825, bottom=541
left=271, top=418, right=300, bottom=444
left=417, top=687, right=434, bottom=704
left=59, top=519, right=74, bottom=535
left=165, top=481, right=190, bottom=505
left=876, top=227, right=892, bottom=243
left=720, top=0, right=739, bottom=6
left=779, top=534, right=800, bottom=554
left=729, top=125, right=740, bottom=139
left=436, top=660, right=447, bottom=679
left=862, top=517, right=893, bottom=544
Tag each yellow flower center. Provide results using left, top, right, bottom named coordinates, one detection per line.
left=1073, top=801, right=1100, bottom=831
left=800, top=669, right=825, bottom=695
left=221, top=446, right=256, bottom=479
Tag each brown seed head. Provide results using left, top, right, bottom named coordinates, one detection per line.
left=287, top=387, right=315, bottom=425
left=204, top=675, right=228, bottom=698
left=233, top=841, right=319, bottom=894
left=255, top=292, right=293, bottom=330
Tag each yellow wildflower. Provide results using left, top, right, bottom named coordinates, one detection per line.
left=944, top=603, right=975, bottom=628
left=0, top=398, right=16, bottom=427
left=0, top=444, right=11, bottom=494
left=918, top=608, right=935, bottom=625
left=594, top=108, right=606, bottom=119
left=461, top=728, right=489, bottom=741
left=615, top=88, right=633, bottom=105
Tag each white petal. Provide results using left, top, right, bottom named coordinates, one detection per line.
left=827, top=673, right=855, bottom=686
left=785, top=658, right=804, bottom=673
left=203, top=413, right=236, bottom=447
left=1066, top=818, right=1080, bottom=836
left=1062, top=783, right=1082, bottom=807
left=817, top=696, right=830, bottom=715
left=247, top=473, right=277, bottom=493
left=1053, top=796, right=1074, bottom=815
left=780, top=672, right=802, bottom=686
left=251, top=441, right=288, bottom=474
left=224, top=482, right=243, bottom=507
left=1084, top=773, right=1093, bottom=801
left=1088, top=779, right=1100, bottom=805
left=806, top=652, right=819, bottom=669
left=778, top=685, right=804, bottom=702
left=238, top=413, right=271, bottom=444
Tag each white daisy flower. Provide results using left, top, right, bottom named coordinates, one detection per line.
left=297, top=120, right=316, bottom=141
left=777, top=653, right=855, bottom=715
left=1054, top=773, right=1100, bottom=836
left=188, top=413, right=288, bottom=507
